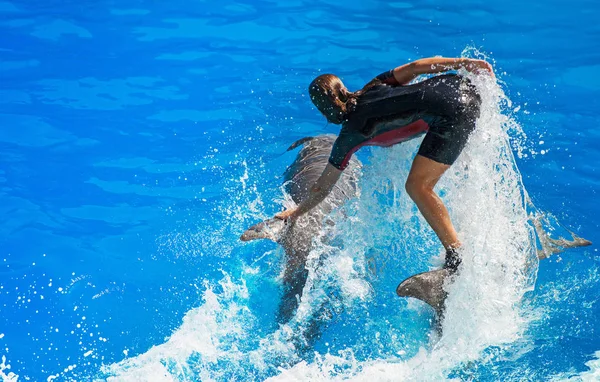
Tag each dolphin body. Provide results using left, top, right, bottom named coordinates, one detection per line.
left=241, top=134, right=362, bottom=334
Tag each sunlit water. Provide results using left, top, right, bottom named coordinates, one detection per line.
left=1, top=1, right=598, bottom=381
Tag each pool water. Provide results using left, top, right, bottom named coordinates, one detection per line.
left=1, top=0, right=599, bottom=381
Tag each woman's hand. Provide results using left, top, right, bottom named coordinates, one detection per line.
left=463, top=59, right=495, bottom=77
left=275, top=207, right=298, bottom=221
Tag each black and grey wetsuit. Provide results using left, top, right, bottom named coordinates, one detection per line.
left=329, top=72, right=482, bottom=170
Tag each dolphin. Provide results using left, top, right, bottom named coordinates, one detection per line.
left=241, top=134, right=362, bottom=333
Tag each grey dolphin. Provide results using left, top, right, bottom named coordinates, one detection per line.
left=241, top=134, right=362, bottom=332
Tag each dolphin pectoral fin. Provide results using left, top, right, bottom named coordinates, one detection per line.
left=396, top=268, right=455, bottom=315
left=240, top=218, right=286, bottom=242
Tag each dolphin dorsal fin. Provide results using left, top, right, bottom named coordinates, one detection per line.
left=286, top=137, right=315, bottom=151
left=396, top=268, right=454, bottom=316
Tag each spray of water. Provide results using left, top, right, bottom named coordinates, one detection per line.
left=261, top=67, right=538, bottom=381
left=0, top=356, right=19, bottom=382
left=99, top=55, right=543, bottom=381
left=563, top=351, right=600, bottom=381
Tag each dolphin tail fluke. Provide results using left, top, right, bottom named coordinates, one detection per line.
left=286, top=137, right=314, bottom=151
left=240, top=217, right=286, bottom=242
left=527, top=199, right=593, bottom=259
left=531, top=213, right=593, bottom=259
left=396, top=268, right=455, bottom=316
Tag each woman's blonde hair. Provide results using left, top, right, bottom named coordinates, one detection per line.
left=308, top=74, right=358, bottom=124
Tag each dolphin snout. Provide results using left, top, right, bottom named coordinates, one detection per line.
left=240, top=218, right=286, bottom=242
left=240, top=226, right=262, bottom=241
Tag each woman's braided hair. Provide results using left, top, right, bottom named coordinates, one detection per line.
left=308, top=74, right=356, bottom=124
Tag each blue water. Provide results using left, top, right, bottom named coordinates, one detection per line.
left=1, top=0, right=599, bottom=381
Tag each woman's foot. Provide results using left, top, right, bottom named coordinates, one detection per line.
left=444, top=247, right=462, bottom=272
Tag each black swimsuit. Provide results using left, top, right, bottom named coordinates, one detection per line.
left=328, top=72, right=481, bottom=170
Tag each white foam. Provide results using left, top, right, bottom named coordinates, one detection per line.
left=0, top=356, right=18, bottom=382
left=565, top=351, right=600, bottom=382
left=100, top=275, right=254, bottom=381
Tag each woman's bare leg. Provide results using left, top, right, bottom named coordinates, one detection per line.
left=405, top=155, right=460, bottom=251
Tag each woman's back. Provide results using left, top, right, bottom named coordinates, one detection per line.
left=349, top=74, right=478, bottom=131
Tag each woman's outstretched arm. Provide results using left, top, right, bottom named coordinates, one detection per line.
left=392, top=57, right=494, bottom=85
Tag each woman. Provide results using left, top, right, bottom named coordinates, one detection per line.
left=275, top=57, right=494, bottom=272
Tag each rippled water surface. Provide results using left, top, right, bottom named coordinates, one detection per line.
left=1, top=0, right=599, bottom=381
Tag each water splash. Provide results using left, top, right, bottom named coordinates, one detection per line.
left=261, top=68, right=539, bottom=380
left=565, top=351, right=600, bottom=381
left=101, top=57, right=546, bottom=381
left=99, top=274, right=256, bottom=381
left=0, top=356, right=19, bottom=382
